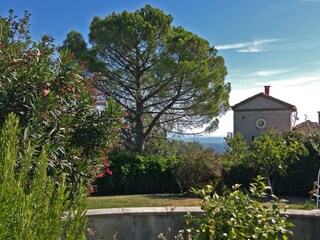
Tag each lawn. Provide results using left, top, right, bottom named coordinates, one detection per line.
left=88, top=194, right=201, bottom=209
left=88, top=194, right=314, bottom=210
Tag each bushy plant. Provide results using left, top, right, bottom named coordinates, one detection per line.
left=0, top=10, right=123, bottom=196
left=273, top=131, right=320, bottom=197
left=223, top=131, right=307, bottom=195
left=172, top=141, right=222, bottom=192
left=222, top=133, right=250, bottom=170
left=94, top=151, right=179, bottom=195
left=185, top=176, right=293, bottom=240
left=0, top=114, right=87, bottom=239
left=222, top=133, right=257, bottom=189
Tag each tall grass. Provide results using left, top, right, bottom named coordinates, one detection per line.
left=0, top=113, right=87, bottom=239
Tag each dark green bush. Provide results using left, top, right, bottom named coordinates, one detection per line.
left=273, top=133, right=320, bottom=197
left=223, top=163, right=258, bottom=190
left=93, top=152, right=179, bottom=195
left=94, top=140, right=223, bottom=195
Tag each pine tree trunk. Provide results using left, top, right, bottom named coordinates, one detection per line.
left=135, top=117, right=145, bottom=153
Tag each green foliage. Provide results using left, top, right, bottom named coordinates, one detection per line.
left=94, top=140, right=222, bottom=195
left=0, top=11, right=123, bottom=196
left=272, top=131, right=320, bottom=197
left=172, top=141, right=222, bottom=192
left=93, top=151, right=179, bottom=195
left=62, top=4, right=230, bottom=152
left=186, top=176, right=293, bottom=240
left=250, top=131, right=307, bottom=178
left=223, top=131, right=320, bottom=197
left=302, top=200, right=315, bottom=210
left=223, top=131, right=307, bottom=195
left=223, top=133, right=250, bottom=170
left=0, top=114, right=87, bottom=240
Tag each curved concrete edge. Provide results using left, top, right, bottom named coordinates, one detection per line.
left=286, top=209, right=320, bottom=218
left=86, top=206, right=203, bottom=216
left=86, top=207, right=320, bottom=218
left=86, top=207, right=320, bottom=239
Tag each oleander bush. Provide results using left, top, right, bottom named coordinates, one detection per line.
left=0, top=10, right=123, bottom=198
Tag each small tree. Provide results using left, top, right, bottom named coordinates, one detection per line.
left=250, top=131, right=307, bottom=195
left=223, top=131, right=307, bottom=195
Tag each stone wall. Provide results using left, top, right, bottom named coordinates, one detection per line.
left=86, top=207, right=320, bottom=240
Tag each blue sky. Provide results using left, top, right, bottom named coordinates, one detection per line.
left=1, top=0, right=320, bottom=136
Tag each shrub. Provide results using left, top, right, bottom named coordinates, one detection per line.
left=0, top=114, right=87, bottom=239
left=172, top=141, right=222, bottom=192
left=185, top=176, right=293, bottom=240
left=273, top=132, right=320, bottom=197
left=93, top=151, right=179, bottom=195
left=222, top=133, right=257, bottom=190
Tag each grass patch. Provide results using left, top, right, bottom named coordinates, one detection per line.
left=88, top=194, right=315, bottom=210
left=261, top=196, right=316, bottom=210
left=88, top=194, right=201, bottom=209
left=281, top=196, right=316, bottom=210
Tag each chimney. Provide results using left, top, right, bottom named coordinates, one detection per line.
left=264, top=86, right=270, bottom=95
left=318, top=111, right=320, bottom=124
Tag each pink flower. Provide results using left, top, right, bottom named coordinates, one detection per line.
left=97, top=173, right=104, bottom=178
left=42, top=89, right=49, bottom=96
left=105, top=168, right=113, bottom=175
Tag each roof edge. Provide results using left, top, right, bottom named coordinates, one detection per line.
left=231, top=92, right=297, bottom=111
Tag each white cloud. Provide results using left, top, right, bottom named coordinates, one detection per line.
left=253, top=69, right=295, bottom=77
left=237, top=48, right=261, bottom=53
left=216, top=39, right=282, bottom=53
left=216, top=42, right=250, bottom=50
left=255, top=74, right=320, bottom=87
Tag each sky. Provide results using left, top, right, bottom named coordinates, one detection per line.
left=1, top=0, right=320, bottom=136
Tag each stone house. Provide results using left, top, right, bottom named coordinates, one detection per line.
left=231, top=86, right=297, bottom=144
left=293, top=113, right=320, bottom=135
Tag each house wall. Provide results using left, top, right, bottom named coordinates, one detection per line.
left=234, top=109, right=292, bottom=144
left=235, top=96, right=290, bottom=111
